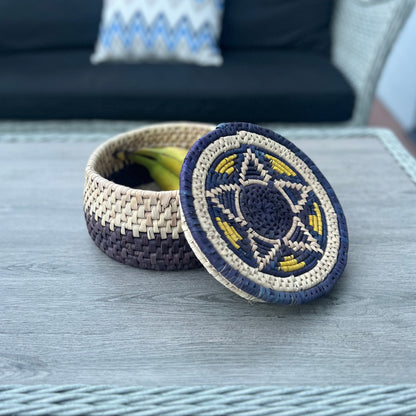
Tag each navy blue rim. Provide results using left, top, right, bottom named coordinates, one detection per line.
left=180, top=122, right=349, bottom=305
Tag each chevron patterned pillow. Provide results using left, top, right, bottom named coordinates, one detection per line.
left=91, top=0, right=224, bottom=66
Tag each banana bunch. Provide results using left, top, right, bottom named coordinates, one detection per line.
left=115, top=146, right=188, bottom=191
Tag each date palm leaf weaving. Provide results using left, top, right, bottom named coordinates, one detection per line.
left=179, top=123, right=349, bottom=304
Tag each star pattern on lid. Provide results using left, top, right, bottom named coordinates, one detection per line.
left=205, top=146, right=325, bottom=274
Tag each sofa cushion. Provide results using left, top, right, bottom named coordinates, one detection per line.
left=220, top=0, right=334, bottom=56
left=0, top=0, right=102, bottom=52
left=0, top=49, right=354, bottom=122
left=91, top=0, right=224, bottom=66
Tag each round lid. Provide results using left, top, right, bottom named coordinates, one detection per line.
left=179, top=122, right=348, bottom=304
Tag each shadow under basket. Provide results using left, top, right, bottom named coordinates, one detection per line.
left=83, top=122, right=215, bottom=271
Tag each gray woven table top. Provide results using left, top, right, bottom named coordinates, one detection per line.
left=0, top=123, right=415, bottom=415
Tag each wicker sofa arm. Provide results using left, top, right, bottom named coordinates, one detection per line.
left=331, top=0, right=415, bottom=126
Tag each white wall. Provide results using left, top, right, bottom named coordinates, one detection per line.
left=377, top=6, right=416, bottom=132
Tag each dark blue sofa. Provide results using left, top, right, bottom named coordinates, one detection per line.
left=0, top=0, right=355, bottom=123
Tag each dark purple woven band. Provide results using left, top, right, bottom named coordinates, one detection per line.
left=84, top=211, right=201, bottom=271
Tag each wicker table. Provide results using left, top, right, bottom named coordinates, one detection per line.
left=0, top=123, right=415, bottom=415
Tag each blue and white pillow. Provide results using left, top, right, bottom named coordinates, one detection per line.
left=91, top=0, right=224, bottom=66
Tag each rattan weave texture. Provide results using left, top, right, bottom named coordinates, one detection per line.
left=331, top=0, right=414, bottom=126
left=1, top=385, right=415, bottom=416
left=83, top=122, right=214, bottom=271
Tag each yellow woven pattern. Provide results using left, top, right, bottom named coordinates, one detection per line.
left=215, top=217, right=243, bottom=249
left=278, top=255, right=306, bottom=273
left=265, top=154, right=296, bottom=177
left=215, top=154, right=237, bottom=175
left=309, top=202, right=323, bottom=235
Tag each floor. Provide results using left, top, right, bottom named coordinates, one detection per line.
left=369, top=99, right=416, bottom=158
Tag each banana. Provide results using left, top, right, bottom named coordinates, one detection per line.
left=133, top=147, right=188, bottom=177
left=115, top=146, right=188, bottom=191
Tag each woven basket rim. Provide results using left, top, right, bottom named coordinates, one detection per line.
left=85, top=121, right=215, bottom=198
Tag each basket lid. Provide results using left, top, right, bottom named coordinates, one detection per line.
left=179, top=122, right=348, bottom=304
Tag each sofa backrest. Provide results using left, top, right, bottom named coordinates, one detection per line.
left=220, top=0, right=334, bottom=56
left=0, top=0, right=334, bottom=57
left=0, top=0, right=102, bottom=52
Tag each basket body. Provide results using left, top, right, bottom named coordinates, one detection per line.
left=83, top=122, right=214, bottom=271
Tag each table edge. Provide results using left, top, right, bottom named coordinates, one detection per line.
left=1, top=123, right=414, bottom=184
left=1, top=384, right=415, bottom=415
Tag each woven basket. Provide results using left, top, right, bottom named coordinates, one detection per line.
left=83, top=122, right=215, bottom=271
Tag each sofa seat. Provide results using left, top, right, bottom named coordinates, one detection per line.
left=0, top=49, right=354, bottom=122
